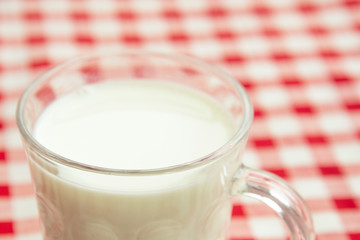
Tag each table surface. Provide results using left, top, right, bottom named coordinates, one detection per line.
left=0, top=0, right=359, bottom=239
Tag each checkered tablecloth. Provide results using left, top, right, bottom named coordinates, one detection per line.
left=0, top=0, right=359, bottom=239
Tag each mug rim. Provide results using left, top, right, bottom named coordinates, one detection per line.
left=16, top=50, right=254, bottom=175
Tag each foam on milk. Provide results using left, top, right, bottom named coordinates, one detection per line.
left=33, top=80, right=235, bottom=170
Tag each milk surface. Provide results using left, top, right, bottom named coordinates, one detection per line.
left=34, top=80, right=234, bottom=170
left=30, top=80, right=240, bottom=240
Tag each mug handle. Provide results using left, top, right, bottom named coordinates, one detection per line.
left=231, top=164, right=316, bottom=240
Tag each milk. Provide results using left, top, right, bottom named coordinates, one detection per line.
left=29, top=80, right=240, bottom=240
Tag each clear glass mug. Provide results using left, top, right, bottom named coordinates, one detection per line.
left=16, top=51, right=315, bottom=240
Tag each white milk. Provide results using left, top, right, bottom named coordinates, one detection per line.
left=30, top=80, right=239, bottom=240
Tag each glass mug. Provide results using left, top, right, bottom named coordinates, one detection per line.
left=16, top=51, right=315, bottom=240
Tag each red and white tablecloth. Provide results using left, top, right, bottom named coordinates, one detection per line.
left=0, top=0, right=359, bottom=239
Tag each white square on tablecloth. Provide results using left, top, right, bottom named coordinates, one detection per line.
left=90, top=19, right=122, bottom=38
left=222, top=0, right=252, bottom=9
left=0, top=20, right=25, bottom=40
left=0, top=1, right=23, bottom=14
left=318, top=111, right=354, bottom=135
left=332, top=141, right=360, bottom=165
left=245, top=60, right=281, bottom=82
left=282, top=33, right=318, bottom=55
left=183, top=16, right=214, bottom=35
left=291, top=177, right=329, bottom=199
left=294, top=58, right=328, bottom=80
left=190, top=39, right=223, bottom=59
left=43, top=19, right=75, bottom=37
left=228, top=14, right=262, bottom=33
left=136, top=18, right=169, bottom=37
left=261, top=0, right=295, bottom=8
left=313, top=211, right=344, bottom=234
left=329, top=31, right=360, bottom=53
left=175, top=0, right=207, bottom=11
left=40, top=1, right=70, bottom=14
left=0, top=99, right=17, bottom=122
left=12, top=197, right=38, bottom=220
left=131, top=1, right=162, bottom=13
left=248, top=216, right=286, bottom=239
left=0, top=46, right=29, bottom=66
left=267, top=114, right=302, bottom=137
left=87, top=1, right=117, bottom=14
left=143, top=42, right=175, bottom=53
left=270, top=12, right=307, bottom=31
left=254, top=85, right=291, bottom=109
left=242, top=149, right=261, bottom=169
left=8, top=162, right=32, bottom=184
left=236, top=36, right=271, bottom=57
left=0, top=71, right=32, bottom=92
left=346, top=175, right=360, bottom=196
left=305, top=83, right=340, bottom=106
left=47, top=43, right=79, bottom=61
left=317, top=7, right=353, bottom=29
left=342, top=57, right=360, bottom=77
left=2, top=127, right=23, bottom=149
left=279, top=145, right=314, bottom=167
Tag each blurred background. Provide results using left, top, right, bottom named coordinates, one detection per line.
left=0, top=0, right=359, bottom=239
